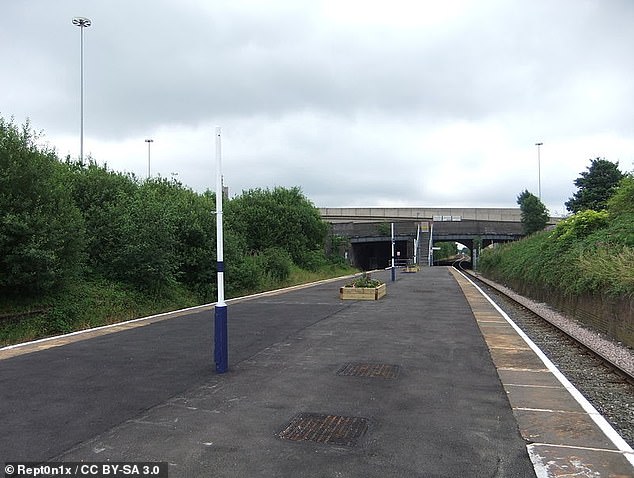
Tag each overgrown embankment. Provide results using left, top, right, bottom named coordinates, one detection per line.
left=478, top=180, right=634, bottom=347
left=0, top=117, right=355, bottom=346
left=0, top=265, right=354, bottom=347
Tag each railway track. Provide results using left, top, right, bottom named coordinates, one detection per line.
left=452, top=262, right=634, bottom=446
left=460, top=268, right=634, bottom=383
left=0, top=308, right=50, bottom=324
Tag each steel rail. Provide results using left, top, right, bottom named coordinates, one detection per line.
left=454, top=262, right=634, bottom=385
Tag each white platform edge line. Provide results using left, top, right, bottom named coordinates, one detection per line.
left=0, top=272, right=360, bottom=352
left=527, top=443, right=634, bottom=455
left=455, top=268, right=634, bottom=467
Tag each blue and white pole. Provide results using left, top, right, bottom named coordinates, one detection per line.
left=214, top=127, right=228, bottom=373
left=391, top=222, right=396, bottom=282
left=428, top=221, right=434, bottom=266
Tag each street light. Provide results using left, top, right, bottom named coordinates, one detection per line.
left=215, top=127, right=228, bottom=373
left=145, top=139, right=154, bottom=178
left=535, top=142, right=543, bottom=200
left=72, top=16, right=92, bottom=162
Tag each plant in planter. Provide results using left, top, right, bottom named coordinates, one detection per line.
left=340, top=272, right=387, bottom=300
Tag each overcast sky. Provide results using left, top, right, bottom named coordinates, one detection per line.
left=2, top=0, right=633, bottom=216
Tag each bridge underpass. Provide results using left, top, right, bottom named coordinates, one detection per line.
left=349, top=238, right=414, bottom=271
left=324, top=209, right=529, bottom=270
left=432, top=220, right=525, bottom=266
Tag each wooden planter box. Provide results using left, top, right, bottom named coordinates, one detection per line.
left=339, top=283, right=387, bottom=300
left=404, top=265, right=419, bottom=273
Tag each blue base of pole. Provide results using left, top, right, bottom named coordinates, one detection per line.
left=391, top=266, right=396, bottom=282
left=214, top=305, right=228, bottom=373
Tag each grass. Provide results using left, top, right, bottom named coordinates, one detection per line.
left=478, top=211, right=634, bottom=299
left=0, top=264, right=358, bottom=348
left=284, top=264, right=358, bottom=287
left=576, top=246, right=634, bottom=295
left=0, top=279, right=200, bottom=347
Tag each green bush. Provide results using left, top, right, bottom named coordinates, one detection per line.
left=66, top=160, right=137, bottom=276
left=607, top=175, right=634, bottom=215
left=172, top=189, right=216, bottom=295
left=224, top=255, right=260, bottom=297
left=0, top=118, right=86, bottom=294
left=261, top=247, right=294, bottom=282
left=480, top=187, right=634, bottom=298
left=224, top=229, right=261, bottom=296
left=295, top=249, right=328, bottom=271
left=1, top=116, right=352, bottom=343
left=550, top=210, right=609, bottom=244
left=226, top=186, right=328, bottom=267
left=576, top=246, right=634, bottom=295
left=113, top=184, right=180, bottom=292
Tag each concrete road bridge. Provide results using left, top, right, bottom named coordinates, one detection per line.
left=320, top=207, right=524, bottom=223
left=319, top=207, right=556, bottom=270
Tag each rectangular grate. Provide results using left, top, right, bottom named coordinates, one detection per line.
left=278, top=413, right=369, bottom=447
left=336, top=362, right=400, bottom=379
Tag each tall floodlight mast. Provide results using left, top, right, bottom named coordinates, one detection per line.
left=145, top=139, right=154, bottom=178
left=72, top=16, right=92, bottom=162
left=535, top=142, right=543, bottom=200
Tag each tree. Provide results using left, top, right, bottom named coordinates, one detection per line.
left=517, top=190, right=549, bottom=235
left=565, top=158, right=624, bottom=213
left=225, top=187, right=328, bottom=270
left=66, top=160, right=137, bottom=277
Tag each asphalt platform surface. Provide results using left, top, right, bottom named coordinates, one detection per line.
left=1, top=267, right=537, bottom=477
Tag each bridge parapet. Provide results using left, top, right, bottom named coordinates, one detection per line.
left=320, top=207, right=524, bottom=222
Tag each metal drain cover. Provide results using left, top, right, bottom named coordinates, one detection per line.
left=336, top=362, right=400, bottom=379
left=278, top=413, right=369, bottom=447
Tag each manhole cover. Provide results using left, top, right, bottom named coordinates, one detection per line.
left=336, top=362, right=400, bottom=379
left=278, top=413, right=369, bottom=447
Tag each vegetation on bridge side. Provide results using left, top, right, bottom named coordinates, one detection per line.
left=433, top=242, right=459, bottom=262
left=479, top=174, right=634, bottom=299
left=0, top=117, right=355, bottom=346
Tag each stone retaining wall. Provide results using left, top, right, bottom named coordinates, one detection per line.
left=506, top=279, right=634, bottom=348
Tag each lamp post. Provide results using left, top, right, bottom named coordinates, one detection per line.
left=72, top=16, right=91, bottom=162
left=535, top=142, right=543, bottom=200
left=214, top=127, right=228, bottom=373
left=391, top=223, right=395, bottom=282
left=145, top=139, right=154, bottom=179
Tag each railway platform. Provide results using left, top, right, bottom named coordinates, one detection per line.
left=1, top=267, right=632, bottom=477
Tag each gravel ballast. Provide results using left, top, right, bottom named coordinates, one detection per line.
left=469, top=272, right=634, bottom=447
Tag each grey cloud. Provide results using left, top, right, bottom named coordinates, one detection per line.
left=2, top=0, right=633, bottom=214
